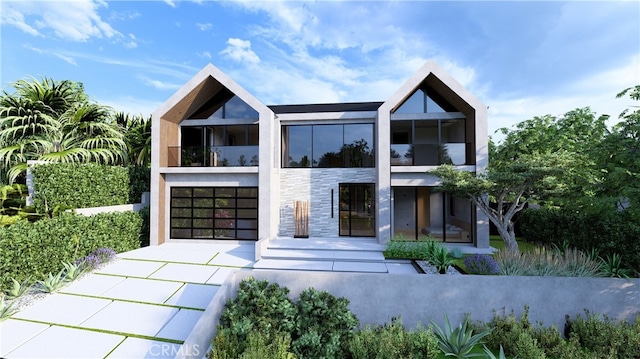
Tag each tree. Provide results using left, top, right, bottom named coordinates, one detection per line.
left=115, top=112, right=151, bottom=166
left=0, top=77, right=127, bottom=183
left=594, top=85, right=640, bottom=210
left=431, top=152, right=566, bottom=253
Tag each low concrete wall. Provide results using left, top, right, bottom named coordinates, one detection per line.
left=179, top=270, right=640, bottom=359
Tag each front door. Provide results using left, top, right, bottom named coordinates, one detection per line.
left=339, top=183, right=375, bottom=236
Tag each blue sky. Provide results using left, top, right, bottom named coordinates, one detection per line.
left=1, top=0, right=638, bottom=140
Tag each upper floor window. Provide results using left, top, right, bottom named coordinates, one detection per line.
left=282, top=124, right=374, bottom=168
left=394, top=87, right=455, bottom=114
left=190, top=90, right=259, bottom=120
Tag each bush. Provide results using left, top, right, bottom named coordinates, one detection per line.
left=464, top=254, right=499, bottom=275
left=565, top=309, right=640, bottom=359
left=494, top=247, right=601, bottom=277
left=348, top=318, right=440, bottom=359
left=519, top=208, right=640, bottom=274
left=213, top=278, right=360, bottom=359
left=292, top=287, right=359, bottom=358
left=31, top=163, right=129, bottom=213
left=0, top=211, right=141, bottom=290
left=216, top=278, right=297, bottom=356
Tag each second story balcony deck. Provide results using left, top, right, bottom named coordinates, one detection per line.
left=167, top=146, right=259, bottom=167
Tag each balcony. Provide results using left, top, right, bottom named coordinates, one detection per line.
left=391, top=143, right=471, bottom=166
left=168, top=146, right=259, bottom=167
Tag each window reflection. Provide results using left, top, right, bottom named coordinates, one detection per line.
left=283, top=124, right=374, bottom=168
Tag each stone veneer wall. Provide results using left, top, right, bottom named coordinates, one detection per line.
left=279, top=168, right=376, bottom=237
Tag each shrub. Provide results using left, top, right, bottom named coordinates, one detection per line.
left=348, top=318, right=440, bottom=359
left=0, top=211, right=141, bottom=290
left=565, top=309, right=640, bottom=359
left=212, top=278, right=362, bottom=359
left=31, top=163, right=129, bottom=213
left=464, top=254, right=499, bottom=275
left=519, top=208, right=640, bottom=275
left=216, top=278, right=297, bottom=356
left=292, top=287, right=359, bottom=358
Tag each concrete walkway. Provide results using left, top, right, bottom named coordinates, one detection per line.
left=0, top=242, right=255, bottom=359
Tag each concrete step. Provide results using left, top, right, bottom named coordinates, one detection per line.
left=268, top=237, right=385, bottom=252
left=254, top=259, right=389, bottom=273
left=260, top=248, right=386, bottom=262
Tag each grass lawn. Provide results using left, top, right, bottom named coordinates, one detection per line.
left=490, top=235, right=538, bottom=252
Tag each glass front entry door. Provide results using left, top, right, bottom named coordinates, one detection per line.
left=339, top=183, right=375, bottom=237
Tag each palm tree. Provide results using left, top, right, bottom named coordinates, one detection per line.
left=115, top=112, right=152, bottom=167
left=0, top=77, right=127, bottom=183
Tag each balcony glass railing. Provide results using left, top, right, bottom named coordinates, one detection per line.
left=168, top=146, right=259, bottom=167
left=390, top=143, right=470, bottom=166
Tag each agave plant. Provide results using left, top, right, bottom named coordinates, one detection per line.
left=600, top=254, right=631, bottom=278
left=0, top=296, right=17, bottom=321
left=37, top=269, right=68, bottom=293
left=483, top=345, right=512, bottom=359
left=429, top=314, right=493, bottom=358
left=4, top=276, right=32, bottom=299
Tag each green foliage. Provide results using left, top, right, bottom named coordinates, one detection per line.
left=449, top=247, right=465, bottom=259
left=292, top=287, right=359, bottom=358
left=37, top=269, right=67, bottom=293
left=429, top=245, right=455, bottom=274
left=519, top=208, right=640, bottom=275
left=0, top=211, right=141, bottom=290
left=429, top=314, right=492, bottom=358
left=128, top=165, right=150, bottom=204
left=4, top=276, right=32, bottom=299
left=61, top=261, right=86, bottom=281
left=482, top=345, right=510, bottom=359
left=566, top=310, right=640, bottom=359
left=599, top=254, right=632, bottom=278
left=31, top=163, right=129, bottom=213
left=138, top=206, right=150, bottom=247
left=348, top=318, right=440, bottom=359
left=0, top=77, right=127, bottom=183
left=0, top=297, right=16, bottom=321
left=494, top=247, right=601, bottom=277
left=213, top=278, right=361, bottom=359
left=383, top=236, right=439, bottom=259
left=240, top=330, right=295, bottom=359
left=217, top=278, right=297, bottom=356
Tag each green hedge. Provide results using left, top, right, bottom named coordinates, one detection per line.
left=128, top=165, right=150, bottom=204
left=519, top=208, right=640, bottom=273
left=0, top=211, right=141, bottom=290
left=31, top=163, right=129, bottom=212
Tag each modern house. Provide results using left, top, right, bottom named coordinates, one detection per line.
left=149, top=60, right=490, bottom=256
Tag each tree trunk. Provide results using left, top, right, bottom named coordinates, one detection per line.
left=494, top=222, right=519, bottom=253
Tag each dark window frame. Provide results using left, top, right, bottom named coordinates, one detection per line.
left=170, top=187, right=258, bottom=240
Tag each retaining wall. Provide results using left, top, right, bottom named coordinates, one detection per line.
left=179, top=270, right=639, bottom=359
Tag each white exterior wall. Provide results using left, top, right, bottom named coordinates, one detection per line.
left=279, top=168, right=376, bottom=237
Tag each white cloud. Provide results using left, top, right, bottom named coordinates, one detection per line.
left=198, top=51, right=212, bottom=59
left=23, top=44, right=77, bottom=66
left=164, top=0, right=177, bottom=8
left=0, top=0, right=144, bottom=49
left=196, top=22, right=212, bottom=31
left=138, top=76, right=182, bottom=91
left=123, top=33, right=138, bottom=49
left=220, top=38, right=260, bottom=65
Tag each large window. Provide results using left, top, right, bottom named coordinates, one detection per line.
left=190, top=93, right=259, bottom=120
left=282, top=124, right=374, bottom=168
left=172, top=125, right=259, bottom=167
left=391, top=119, right=468, bottom=166
left=170, top=187, right=258, bottom=240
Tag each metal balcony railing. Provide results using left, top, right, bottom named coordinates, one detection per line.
left=390, top=143, right=471, bottom=166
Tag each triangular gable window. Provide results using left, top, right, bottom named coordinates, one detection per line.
left=394, top=86, right=453, bottom=114
left=190, top=89, right=258, bottom=120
